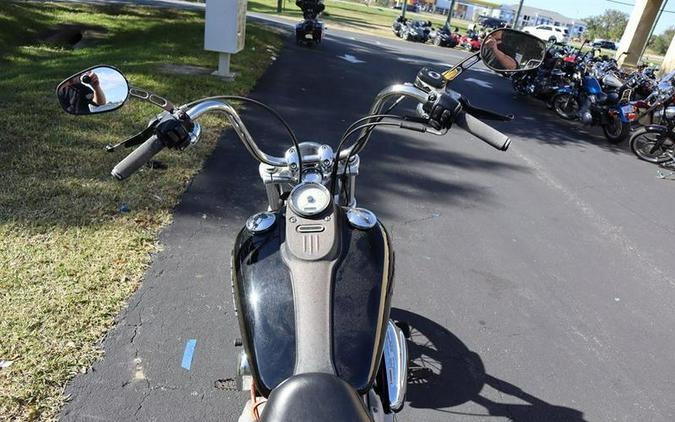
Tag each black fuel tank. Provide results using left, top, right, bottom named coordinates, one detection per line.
left=232, top=208, right=394, bottom=395
left=232, top=217, right=295, bottom=395
left=332, top=218, right=394, bottom=392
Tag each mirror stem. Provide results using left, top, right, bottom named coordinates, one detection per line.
left=129, top=86, right=176, bottom=112
left=442, top=52, right=480, bottom=82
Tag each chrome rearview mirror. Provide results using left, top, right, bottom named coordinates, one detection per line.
left=480, top=29, right=546, bottom=72
left=56, top=65, right=129, bottom=115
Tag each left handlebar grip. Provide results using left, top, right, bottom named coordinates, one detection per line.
left=454, top=112, right=511, bottom=151
left=111, top=135, right=165, bottom=180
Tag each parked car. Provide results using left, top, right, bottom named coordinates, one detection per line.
left=522, top=25, right=569, bottom=43
left=393, top=3, right=420, bottom=12
left=592, top=39, right=618, bottom=50
left=479, top=16, right=506, bottom=29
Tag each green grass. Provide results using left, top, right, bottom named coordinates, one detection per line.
left=0, top=2, right=282, bottom=420
left=248, top=0, right=470, bottom=37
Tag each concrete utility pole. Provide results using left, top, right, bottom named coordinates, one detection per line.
left=513, top=0, right=524, bottom=30
left=445, top=0, right=456, bottom=26
left=639, top=0, right=669, bottom=62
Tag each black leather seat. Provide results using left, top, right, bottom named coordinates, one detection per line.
left=260, top=373, right=373, bottom=422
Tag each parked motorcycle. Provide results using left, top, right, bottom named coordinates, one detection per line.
left=55, top=29, right=546, bottom=422
left=458, top=31, right=481, bottom=51
left=295, top=0, right=325, bottom=46
left=401, top=20, right=431, bottom=43
left=628, top=71, right=675, bottom=163
left=429, top=25, right=459, bottom=47
left=550, top=52, right=633, bottom=143
left=391, top=15, right=407, bottom=38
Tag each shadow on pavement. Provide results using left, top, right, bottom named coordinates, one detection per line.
left=391, top=308, right=588, bottom=422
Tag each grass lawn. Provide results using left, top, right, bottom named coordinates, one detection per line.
left=0, top=2, right=282, bottom=420
left=248, top=0, right=471, bottom=38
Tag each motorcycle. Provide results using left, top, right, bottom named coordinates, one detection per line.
left=551, top=54, right=633, bottom=143
left=55, top=28, right=546, bottom=422
left=458, top=32, right=481, bottom=51
left=628, top=71, right=675, bottom=163
left=429, top=25, right=459, bottom=48
left=401, top=20, right=431, bottom=43
left=391, top=16, right=407, bottom=38
left=295, top=0, right=325, bottom=46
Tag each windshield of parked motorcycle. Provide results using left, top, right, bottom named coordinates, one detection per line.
left=658, top=71, right=675, bottom=90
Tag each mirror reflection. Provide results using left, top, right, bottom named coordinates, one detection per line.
left=57, top=66, right=129, bottom=115
left=481, top=29, right=546, bottom=72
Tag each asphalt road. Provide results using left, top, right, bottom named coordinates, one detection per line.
left=60, top=10, right=675, bottom=422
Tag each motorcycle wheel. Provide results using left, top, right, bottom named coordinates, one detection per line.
left=602, top=114, right=630, bottom=144
left=552, top=93, right=579, bottom=120
left=629, top=127, right=674, bottom=163
left=433, top=37, right=441, bottom=46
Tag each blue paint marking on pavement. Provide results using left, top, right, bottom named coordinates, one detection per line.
left=181, top=339, right=197, bottom=370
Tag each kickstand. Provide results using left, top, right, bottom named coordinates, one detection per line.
left=657, top=159, right=675, bottom=180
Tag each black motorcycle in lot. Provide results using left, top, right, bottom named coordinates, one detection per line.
left=429, top=25, right=459, bottom=47
left=391, top=15, right=407, bottom=38
left=55, top=29, right=545, bottom=422
left=401, top=20, right=431, bottom=43
left=295, top=0, right=325, bottom=45
left=629, top=71, right=675, bottom=163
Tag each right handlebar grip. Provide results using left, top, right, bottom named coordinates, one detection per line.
left=111, top=135, right=165, bottom=180
left=454, top=112, right=511, bottom=151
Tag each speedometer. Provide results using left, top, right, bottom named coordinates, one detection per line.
left=289, top=183, right=331, bottom=217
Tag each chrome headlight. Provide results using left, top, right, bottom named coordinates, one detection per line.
left=665, top=106, right=675, bottom=120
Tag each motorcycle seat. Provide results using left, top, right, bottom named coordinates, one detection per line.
left=260, top=373, right=373, bottom=422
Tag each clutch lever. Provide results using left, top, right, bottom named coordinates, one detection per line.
left=400, top=115, right=447, bottom=135
left=105, top=119, right=160, bottom=152
left=460, top=98, right=514, bottom=121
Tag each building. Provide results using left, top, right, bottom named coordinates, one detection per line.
left=492, top=4, right=587, bottom=37
left=434, top=0, right=493, bottom=21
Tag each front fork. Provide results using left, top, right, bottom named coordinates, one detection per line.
left=578, top=96, right=594, bottom=125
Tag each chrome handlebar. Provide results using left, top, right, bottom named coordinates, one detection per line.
left=182, top=84, right=431, bottom=167
left=184, top=100, right=287, bottom=167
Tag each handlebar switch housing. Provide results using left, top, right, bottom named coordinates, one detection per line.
left=423, top=92, right=462, bottom=130
left=155, top=111, right=195, bottom=150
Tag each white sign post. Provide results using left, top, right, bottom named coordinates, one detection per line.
left=204, top=0, right=248, bottom=79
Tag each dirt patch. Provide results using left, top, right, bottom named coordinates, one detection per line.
left=37, top=24, right=108, bottom=48
left=158, top=63, right=214, bottom=75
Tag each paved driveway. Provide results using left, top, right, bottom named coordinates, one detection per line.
left=61, top=8, right=675, bottom=422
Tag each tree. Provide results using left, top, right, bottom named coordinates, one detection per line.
left=649, top=26, right=674, bottom=55
left=583, top=9, right=628, bottom=41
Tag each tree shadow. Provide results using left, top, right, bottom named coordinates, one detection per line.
left=391, top=308, right=588, bottom=422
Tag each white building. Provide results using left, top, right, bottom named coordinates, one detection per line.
left=494, top=4, right=587, bottom=37
left=434, top=0, right=493, bottom=22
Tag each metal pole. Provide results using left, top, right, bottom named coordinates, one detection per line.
left=401, top=0, right=406, bottom=19
left=513, top=0, right=524, bottom=30
left=445, top=0, right=455, bottom=26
